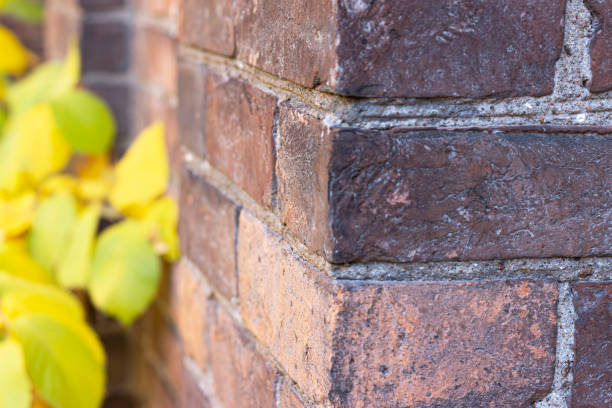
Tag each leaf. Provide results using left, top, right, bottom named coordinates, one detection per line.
left=29, top=193, right=77, bottom=272
left=89, top=220, right=160, bottom=325
left=0, top=240, right=52, bottom=284
left=50, top=89, right=116, bottom=154
left=139, top=197, right=180, bottom=261
left=39, top=174, right=77, bottom=197
left=0, top=24, right=27, bottom=75
left=0, top=191, right=36, bottom=238
left=109, top=122, right=169, bottom=213
left=0, top=104, right=72, bottom=193
left=10, top=313, right=105, bottom=408
left=2, top=0, right=44, bottom=23
left=0, top=339, right=32, bottom=408
left=6, top=39, right=79, bottom=115
left=57, top=204, right=100, bottom=289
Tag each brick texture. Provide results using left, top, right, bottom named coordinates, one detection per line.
left=572, top=283, right=612, bottom=408
left=586, top=0, right=612, bottom=92
left=179, top=166, right=239, bottom=300
left=178, top=58, right=206, bottom=158
left=278, top=379, right=309, bottom=408
left=204, top=70, right=277, bottom=207
left=133, top=24, right=177, bottom=96
left=179, top=0, right=234, bottom=56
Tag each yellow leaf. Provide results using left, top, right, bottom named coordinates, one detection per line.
left=39, top=175, right=77, bottom=198
left=74, top=155, right=114, bottom=202
left=109, top=122, right=169, bottom=212
left=0, top=104, right=72, bottom=193
left=0, top=25, right=27, bottom=74
left=0, top=240, right=53, bottom=284
left=139, top=197, right=180, bottom=261
left=0, top=191, right=36, bottom=238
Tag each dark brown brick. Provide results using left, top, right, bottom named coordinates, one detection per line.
left=80, top=0, right=126, bottom=11
left=178, top=58, right=206, bottom=158
left=586, top=0, right=612, bottom=92
left=209, top=301, right=277, bottom=408
left=234, top=0, right=335, bottom=88
left=204, top=71, right=277, bottom=207
left=327, top=128, right=612, bottom=263
left=276, top=104, right=331, bottom=256
left=572, top=283, right=612, bottom=408
left=82, top=20, right=130, bottom=73
left=330, top=280, right=558, bottom=407
left=179, top=165, right=239, bottom=300
left=179, top=0, right=234, bottom=56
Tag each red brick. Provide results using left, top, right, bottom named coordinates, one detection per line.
left=134, top=24, right=177, bottom=96
left=204, top=71, right=277, bottom=207
left=179, top=0, right=234, bottom=56
left=178, top=58, right=206, bottom=158
left=239, top=212, right=558, bottom=406
left=208, top=301, right=277, bottom=408
left=278, top=379, right=309, bottom=408
left=171, top=260, right=210, bottom=372
left=179, top=165, right=239, bottom=300
left=572, top=283, right=612, bottom=408
left=82, top=21, right=130, bottom=73
left=586, top=0, right=612, bottom=92
left=238, top=210, right=338, bottom=402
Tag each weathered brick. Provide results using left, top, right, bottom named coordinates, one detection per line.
left=278, top=379, right=309, bottom=408
left=278, top=113, right=612, bottom=263
left=178, top=58, right=206, bottom=158
left=208, top=300, right=277, bottom=408
left=134, top=24, right=177, bottom=96
left=230, top=0, right=564, bottom=96
left=204, top=71, right=277, bottom=207
left=238, top=210, right=337, bottom=402
left=572, top=283, right=612, bottom=408
left=586, top=0, right=612, bottom=92
left=171, top=260, right=211, bottom=372
left=182, top=363, right=212, bottom=408
left=330, top=280, right=557, bottom=407
left=179, top=0, right=234, bottom=56
left=179, top=165, right=239, bottom=300
left=276, top=104, right=331, bottom=256
left=82, top=20, right=130, bottom=73
left=238, top=212, right=557, bottom=406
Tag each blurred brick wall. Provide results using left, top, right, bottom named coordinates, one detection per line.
left=46, top=0, right=611, bottom=407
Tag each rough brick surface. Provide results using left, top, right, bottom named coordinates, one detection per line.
left=178, top=58, right=206, bottom=158
left=327, top=128, right=612, bottom=263
left=209, top=301, right=277, bottom=408
left=276, top=104, right=331, bottom=256
left=234, top=0, right=335, bottom=88
left=179, top=0, right=234, bottom=56
left=331, top=280, right=558, bottom=408
left=179, top=166, right=239, bottom=300
left=204, top=71, right=277, bottom=207
left=572, top=283, right=612, bottom=408
left=82, top=21, right=130, bottom=73
left=238, top=211, right=337, bottom=402
left=278, top=379, right=309, bottom=408
left=586, top=0, right=612, bottom=92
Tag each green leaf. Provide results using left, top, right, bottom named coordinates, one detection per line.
left=89, top=220, right=160, bottom=325
left=57, top=204, right=100, bottom=289
left=0, top=339, right=32, bottom=408
left=50, top=89, right=115, bottom=154
left=2, top=0, right=44, bottom=23
left=10, top=313, right=105, bottom=408
left=29, top=193, right=77, bottom=272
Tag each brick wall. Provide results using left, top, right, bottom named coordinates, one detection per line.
left=45, top=0, right=611, bottom=407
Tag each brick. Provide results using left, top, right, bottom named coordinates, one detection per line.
left=231, top=0, right=564, bottom=97
left=171, top=260, right=210, bottom=371
left=44, top=6, right=80, bottom=59
left=80, top=0, right=126, bottom=11
left=586, top=0, right=612, bottom=92
left=238, top=211, right=338, bottom=402
left=82, top=20, right=130, bottom=73
left=179, top=0, right=234, bottom=56
left=238, top=212, right=558, bottom=406
left=134, top=24, right=177, bottom=96
left=179, top=165, right=239, bottom=300
left=182, top=364, right=212, bottom=408
left=572, top=283, right=612, bottom=408
left=278, top=379, right=309, bottom=408
left=234, top=0, right=335, bottom=88
left=278, top=114, right=612, bottom=263
left=134, top=0, right=178, bottom=19
left=208, top=301, right=277, bottom=408
left=178, top=58, right=206, bottom=158
left=276, top=104, right=331, bottom=256
left=204, top=71, right=277, bottom=207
